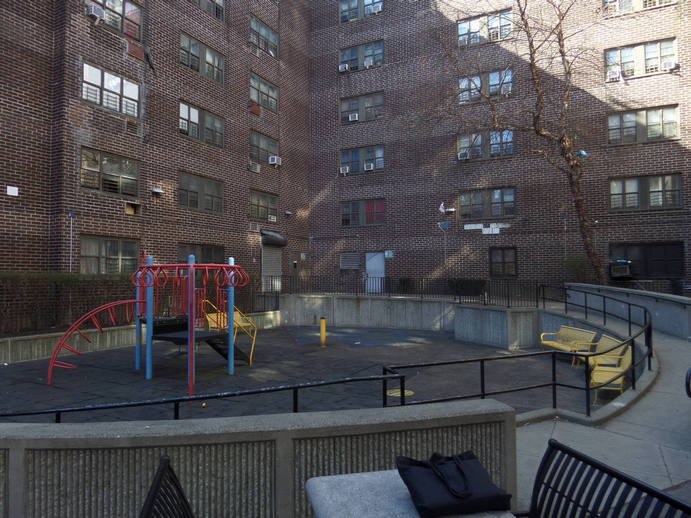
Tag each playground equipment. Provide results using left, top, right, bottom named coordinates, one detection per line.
left=203, top=299, right=258, bottom=366
left=47, top=255, right=250, bottom=395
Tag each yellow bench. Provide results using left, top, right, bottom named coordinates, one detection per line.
left=540, top=326, right=597, bottom=365
left=590, top=346, right=632, bottom=404
left=585, top=335, right=628, bottom=368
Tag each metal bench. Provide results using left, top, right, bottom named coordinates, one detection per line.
left=516, top=439, right=691, bottom=517
left=139, top=455, right=195, bottom=518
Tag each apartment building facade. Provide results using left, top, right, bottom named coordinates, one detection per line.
left=1, top=0, right=689, bottom=288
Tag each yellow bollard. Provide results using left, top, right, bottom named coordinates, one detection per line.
left=320, top=317, right=327, bottom=348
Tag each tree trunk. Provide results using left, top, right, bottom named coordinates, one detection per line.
left=565, top=167, right=607, bottom=285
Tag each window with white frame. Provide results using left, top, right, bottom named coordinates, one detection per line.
left=458, top=131, right=514, bottom=159
left=610, top=174, right=681, bottom=210
left=458, top=10, right=512, bottom=46
left=82, top=63, right=140, bottom=117
left=605, top=39, right=676, bottom=80
left=250, top=16, right=279, bottom=58
left=80, top=148, right=139, bottom=197
left=340, top=145, right=384, bottom=174
left=88, top=0, right=142, bottom=40
left=80, top=236, right=139, bottom=274
left=603, top=0, right=675, bottom=15
left=608, top=106, right=678, bottom=144
left=250, top=74, right=279, bottom=111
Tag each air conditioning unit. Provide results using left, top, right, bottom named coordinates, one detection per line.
left=268, top=214, right=277, bottom=222
left=86, top=3, right=105, bottom=21
left=363, top=57, right=374, bottom=69
left=488, top=29, right=500, bottom=41
left=348, top=113, right=359, bottom=122
left=249, top=162, right=261, bottom=173
left=268, top=155, right=282, bottom=166
left=457, top=151, right=469, bottom=160
left=500, top=84, right=512, bottom=95
left=339, top=63, right=350, bottom=73
left=661, top=60, right=678, bottom=72
left=364, top=162, right=375, bottom=171
left=603, top=0, right=619, bottom=13
left=371, top=3, right=382, bottom=13
left=606, top=69, right=621, bottom=82
left=249, top=222, right=260, bottom=232
left=339, top=166, right=350, bottom=175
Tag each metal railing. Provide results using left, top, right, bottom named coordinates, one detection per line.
left=0, top=373, right=405, bottom=423
left=383, top=285, right=654, bottom=417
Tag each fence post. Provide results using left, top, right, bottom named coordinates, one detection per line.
left=400, top=376, right=406, bottom=406
left=584, top=293, right=588, bottom=320
left=480, top=360, right=486, bottom=399
left=292, top=388, right=299, bottom=412
left=551, top=352, right=557, bottom=409
left=382, top=368, right=388, bottom=408
left=584, top=359, right=591, bottom=417
left=630, top=340, right=636, bottom=390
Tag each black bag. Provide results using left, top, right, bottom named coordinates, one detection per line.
left=396, top=451, right=511, bottom=517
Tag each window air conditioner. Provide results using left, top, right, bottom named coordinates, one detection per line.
left=268, top=215, right=277, bottom=222
left=364, top=162, right=375, bottom=171
left=348, top=113, right=359, bottom=122
left=249, top=222, right=260, bottom=232
left=339, top=166, right=350, bottom=175
left=268, top=155, right=282, bottom=166
left=363, top=57, right=374, bottom=68
left=500, top=84, right=511, bottom=95
left=339, top=63, right=350, bottom=73
left=249, top=162, right=261, bottom=173
left=488, top=29, right=500, bottom=41
left=458, top=151, right=469, bottom=160
left=86, top=4, right=106, bottom=21
left=606, top=69, right=621, bottom=82
left=661, top=60, right=678, bottom=72
left=372, top=3, right=382, bottom=13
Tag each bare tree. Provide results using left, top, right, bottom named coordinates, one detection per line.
left=422, top=0, right=607, bottom=283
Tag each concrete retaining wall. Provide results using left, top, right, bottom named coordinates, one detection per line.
left=454, top=306, right=539, bottom=350
left=280, top=295, right=456, bottom=331
left=567, top=283, right=691, bottom=341
left=0, top=400, right=515, bottom=518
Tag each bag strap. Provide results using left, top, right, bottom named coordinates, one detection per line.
left=429, top=454, right=472, bottom=499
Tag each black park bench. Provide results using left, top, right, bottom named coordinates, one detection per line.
left=516, top=439, right=691, bottom=517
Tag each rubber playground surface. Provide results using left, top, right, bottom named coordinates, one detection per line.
left=0, top=326, right=589, bottom=423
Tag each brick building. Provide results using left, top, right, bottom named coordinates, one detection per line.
left=1, top=0, right=689, bottom=289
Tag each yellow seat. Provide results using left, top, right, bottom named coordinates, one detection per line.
left=540, top=326, right=597, bottom=365
left=203, top=303, right=258, bottom=366
left=590, top=347, right=632, bottom=404
left=584, top=335, right=628, bottom=368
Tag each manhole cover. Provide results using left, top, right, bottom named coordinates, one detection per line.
left=386, top=389, right=415, bottom=397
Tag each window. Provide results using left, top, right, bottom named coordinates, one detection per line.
left=340, top=93, right=384, bottom=123
left=340, top=252, right=361, bottom=269
left=180, top=35, right=224, bottom=83
left=178, top=243, right=225, bottom=263
left=459, top=76, right=481, bottom=103
left=250, top=131, right=279, bottom=164
left=82, top=64, right=140, bottom=117
left=608, top=106, right=678, bottom=144
left=340, top=145, right=384, bottom=174
left=610, top=242, right=683, bottom=279
left=80, top=236, right=139, bottom=274
left=458, top=131, right=514, bottom=159
left=178, top=172, right=223, bottom=213
left=250, top=191, right=278, bottom=222
left=458, top=10, right=512, bottom=46
left=341, top=199, right=385, bottom=226
left=605, top=39, right=676, bottom=79
left=250, top=74, right=279, bottom=111
left=339, top=41, right=384, bottom=71
left=250, top=17, right=279, bottom=58
left=610, top=174, right=681, bottom=210
left=340, top=0, right=383, bottom=22
left=188, top=0, right=224, bottom=21
left=458, top=70, right=512, bottom=103
left=80, top=148, right=138, bottom=196
left=88, top=0, right=141, bottom=40
left=489, top=247, right=517, bottom=277
left=460, top=188, right=516, bottom=219
left=179, top=103, right=224, bottom=147
left=603, top=0, right=674, bottom=15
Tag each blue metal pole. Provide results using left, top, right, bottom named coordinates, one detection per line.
left=135, top=269, right=142, bottom=370
left=145, top=255, right=154, bottom=379
left=188, top=254, right=196, bottom=395
left=227, top=257, right=235, bottom=375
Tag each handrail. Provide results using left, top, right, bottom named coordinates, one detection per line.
left=0, top=374, right=405, bottom=423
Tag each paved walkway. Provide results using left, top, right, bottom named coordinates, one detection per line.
left=515, top=327, right=691, bottom=508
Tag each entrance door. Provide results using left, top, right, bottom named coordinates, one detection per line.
left=261, top=245, right=282, bottom=292
left=365, top=252, right=385, bottom=293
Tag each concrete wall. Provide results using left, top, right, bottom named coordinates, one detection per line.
left=0, top=449, right=5, bottom=518
left=280, top=294, right=456, bottom=331
left=567, top=283, right=691, bottom=341
left=0, top=400, right=515, bottom=518
left=454, top=306, right=539, bottom=350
